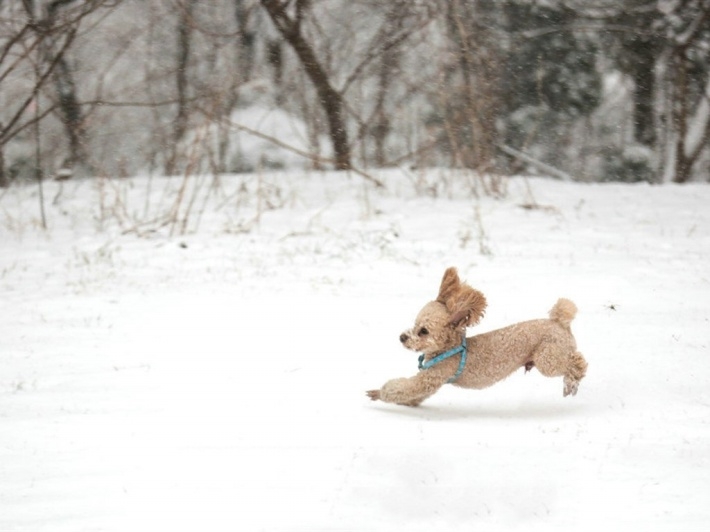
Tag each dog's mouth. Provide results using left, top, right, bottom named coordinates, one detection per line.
left=399, top=332, right=412, bottom=349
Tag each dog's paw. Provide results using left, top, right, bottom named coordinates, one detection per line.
left=366, top=389, right=381, bottom=401
left=563, top=379, right=579, bottom=397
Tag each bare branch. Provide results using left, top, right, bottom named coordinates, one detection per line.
left=201, top=107, right=384, bottom=188
left=0, top=26, right=78, bottom=145
left=497, top=144, right=574, bottom=182
left=339, top=15, right=431, bottom=95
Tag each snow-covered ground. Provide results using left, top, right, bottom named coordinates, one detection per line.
left=1, top=170, right=709, bottom=531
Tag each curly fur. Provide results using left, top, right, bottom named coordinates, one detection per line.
left=367, top=267, right=588, bottom=407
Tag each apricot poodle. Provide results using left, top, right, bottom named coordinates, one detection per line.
left=367, top=267, right=588, bottom=407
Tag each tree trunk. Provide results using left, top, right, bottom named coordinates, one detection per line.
left=167, top=0, right=196, bottom=175
left=52, top=54, right=87, bottom=168
left=371, top=53, right=393, bottom=167
left=630, top=43, right=656, bottom=147
left=0, top=133, right=6, bottom=188
left=266, top=39, right=284, bottom=105
left=669, top=4, right=710, bottom=182
left=672, top=49, right=692, bottom=183
left=38, top=0, right=90, bottom=171
left=260, top=0, right=351, bottom=170
left=235, top=0, right=256, bottom=83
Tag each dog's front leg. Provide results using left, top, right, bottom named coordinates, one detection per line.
left=367, top=371, right=448, bottom=407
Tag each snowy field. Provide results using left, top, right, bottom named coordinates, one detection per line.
left=1, top=170, right=709, bottom=531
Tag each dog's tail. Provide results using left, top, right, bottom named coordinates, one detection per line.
left=549, top=298, right=577, bottom=328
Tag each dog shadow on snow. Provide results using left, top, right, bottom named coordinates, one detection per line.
left=368, top=399, right=594, bottom=422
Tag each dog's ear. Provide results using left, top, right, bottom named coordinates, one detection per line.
left=447, top=309, right=471, bottom=329
left=436, top=267, right=460, bottom=304
left=448, top=288, right=487, bottom=328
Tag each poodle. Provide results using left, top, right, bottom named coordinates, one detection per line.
left=366, top=267, right=588, bottom=407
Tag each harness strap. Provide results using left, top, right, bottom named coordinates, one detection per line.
left=417, top=336, right=467, bottom=383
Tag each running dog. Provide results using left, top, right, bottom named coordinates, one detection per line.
left=366, top=267, right=588, bottom=406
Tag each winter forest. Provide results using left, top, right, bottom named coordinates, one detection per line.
left=1, top=0, right=710, bottom=187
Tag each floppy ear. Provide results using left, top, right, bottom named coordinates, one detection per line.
left=447, top=309, right=471, bottom=329
left=436, top=267, right=460, bottom=304
left=448, top=288, right=487, bottom=328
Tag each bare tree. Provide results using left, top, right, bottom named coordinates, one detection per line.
left=1, top=0, right=118, bottom=178
left=577, top=0, right=710, bottom=182
left=165, top=0, right=197, bottom=175
left=431, top=0, right=502, bottom=175
left=235, top=0, right=256, bottom=83
left=370, top=43, right=397, bottom=167
left=260, top=0, right=351, bottom=170
left=667, top=1, right=710, bottom=183
left=0, top=122, right=6, bottom=187
left=340, top=0, right=429, bottom=168
left=24, top=0, right=106, bottom=172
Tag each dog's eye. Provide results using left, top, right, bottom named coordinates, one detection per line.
left=418, top=327, right=429, bottom=337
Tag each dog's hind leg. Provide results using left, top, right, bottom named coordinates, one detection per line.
left=562, top=351, right=587, bottom=397
left=532, top=344, right=587, bottom=397
left=531, top=343, right=565, bottom=378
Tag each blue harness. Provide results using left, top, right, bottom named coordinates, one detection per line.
left=417, top=336, right=467, bottom=383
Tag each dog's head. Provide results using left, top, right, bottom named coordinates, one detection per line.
left=399, top=267, right=487, bottom=355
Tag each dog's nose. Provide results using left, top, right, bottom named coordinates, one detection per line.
left=399, top=333, right=408, bottom=344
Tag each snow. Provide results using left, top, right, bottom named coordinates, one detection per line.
left=1, top=170, right=709, bottom=531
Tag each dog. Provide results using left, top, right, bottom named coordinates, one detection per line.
left=366, top=267, right=588, bottom=406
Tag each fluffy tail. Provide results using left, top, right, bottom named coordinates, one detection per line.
left=549, top=298, right=577, bottom=327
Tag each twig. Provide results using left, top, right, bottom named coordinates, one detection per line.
left=203, top=109, right=386, bottom=188
left=497, top=144, right=574, bottom=182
